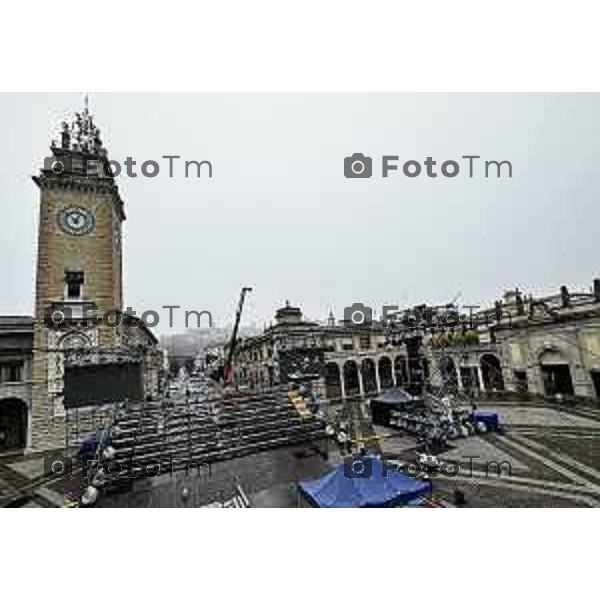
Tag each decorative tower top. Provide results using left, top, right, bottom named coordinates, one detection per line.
left=50, top=100, right=106, bottom=157
left=34, top=96, right=124, bottom=221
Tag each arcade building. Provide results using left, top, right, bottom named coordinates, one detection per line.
left=426, top=284, right=600, bottom=400
left=230, top=302, right=424, bottom=399
left=230, top=284, right=600, bottom=406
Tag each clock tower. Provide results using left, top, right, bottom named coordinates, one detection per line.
left=30, top=105, right=125, bottom=450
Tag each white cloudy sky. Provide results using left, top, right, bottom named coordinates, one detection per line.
left=0, top=93, right=598, bottom=333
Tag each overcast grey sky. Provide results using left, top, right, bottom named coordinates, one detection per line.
left=1, top=93, right=598, bottom=333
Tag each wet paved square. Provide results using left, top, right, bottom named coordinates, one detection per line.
left=2, top=400, right=600, bottom=507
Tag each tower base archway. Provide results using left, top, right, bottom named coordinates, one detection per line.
left=0, top=398, right=28, bottom=450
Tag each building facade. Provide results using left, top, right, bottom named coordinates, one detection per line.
left=0, top=317, right=33, bottom=448
left=230, top=303, right=422, bottom=400
left=425, top=284, right=600, bottom=400
left=230, top=285, right=600, bottom=404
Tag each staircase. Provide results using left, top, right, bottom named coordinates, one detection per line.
left=93, top=388, right=327, bottom=490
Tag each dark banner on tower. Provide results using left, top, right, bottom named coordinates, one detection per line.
left=63, top=362, right=144, bottom=408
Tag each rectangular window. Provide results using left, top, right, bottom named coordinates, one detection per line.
left=359, top=334, right=371, bottom=350
left=65, top=271, right=84, bottom=300
left=514, top=370, right=528, bottom=394
left=1, top=361, right=24, bottom=383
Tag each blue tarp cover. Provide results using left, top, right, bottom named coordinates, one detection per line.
left=473, top=411, right=500, bottom=431
left=298, top=457, right=430, bottom=508
left=78, top=433, right=99, bottom=461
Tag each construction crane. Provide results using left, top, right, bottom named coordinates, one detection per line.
left=223, top=287, right=252, bottom=384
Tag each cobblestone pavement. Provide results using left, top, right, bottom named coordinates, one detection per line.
left=378, top=400, right=600, bottom=507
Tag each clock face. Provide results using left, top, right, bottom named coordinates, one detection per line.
left=57, top=206, right=95, bottom=236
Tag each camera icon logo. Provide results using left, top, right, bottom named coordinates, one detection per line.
left=43, top=303, right=73, bottom=330
left=344, top=303, right=373, bottom=329
left=43, top=155, right=73, bottom=178
left=344, top=455, right=373, bottom=479
left=43, top=454, right=74, bottom=479
left=344, top=153, right=372, bottom=178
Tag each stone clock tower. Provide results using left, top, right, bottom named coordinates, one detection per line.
left=30, top=106, right=125, bottom=450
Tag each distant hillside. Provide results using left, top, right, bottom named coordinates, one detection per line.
left=160, top=325, right=261, bottom=357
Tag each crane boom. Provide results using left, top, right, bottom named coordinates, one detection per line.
left=223, top=287, right=252, bottom=383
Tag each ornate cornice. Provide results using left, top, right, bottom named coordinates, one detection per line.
left=32, top=173, right=126, bottom=221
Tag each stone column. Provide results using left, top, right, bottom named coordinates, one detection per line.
left=455, top=362, right=463, bottom=390
left=339, top=364, right=346, bottom=399
left=477, top=365, right=485, bottom=392
left=375, top=361, right=382, bottom=393
left=26, top=401, right=33, bottom=450
left=391, top=357, right=398, bottom=387
left=358, top=368, right=365, bottom=397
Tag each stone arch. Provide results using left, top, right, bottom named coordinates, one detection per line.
left=343, top=360, right=360, bottom=397
left=361, top=358, right=377, bottom=395
left=54, top=331, right=93, bottom=381
left=378, top=356, right=394, bottom=389
left=0, top=397, right=28, bottom=449
left=480, top=353, right=504, bottom=391
left=538, top=347, right=570, bottom=365
left=59, top=331, right=91, bottom=350
left=324, top=362, right=342, bottom=399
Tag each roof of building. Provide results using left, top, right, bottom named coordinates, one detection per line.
left=120, top=312, right=159, bottom=346
left=0, top=316, right=34, bottom=352
left=275, top=302, right=302, bottom=317
left=0, top=316, right=34, bottom=328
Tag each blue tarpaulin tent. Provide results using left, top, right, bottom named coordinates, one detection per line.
left=472, top=411, right=500, bottom=431
left=78, top=433, right=99, bottom=461
left=298, top=457, right=430, bottom=508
